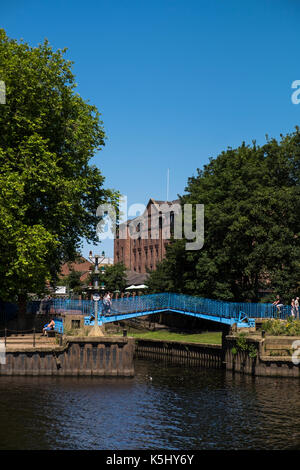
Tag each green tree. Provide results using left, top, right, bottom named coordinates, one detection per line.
left=102, top=263, right=127, bottom=293
left=0, top=30, right=118, bottom=307
left=65, top=269, right=83, bottom=294
left=148, top=132, right=300, bottom=302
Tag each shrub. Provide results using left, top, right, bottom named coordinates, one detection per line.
left=262, top=319, right=300, bottom=336
left=234, top=332, right=257, bottom=358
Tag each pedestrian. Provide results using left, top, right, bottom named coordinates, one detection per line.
left=272, top=295, right=284, bottom=317
left=291, top=299, right=295, bottom=319
left=295, top=297, right=299, bottom=320
left=107, top=292, right=112, bottom=314
left=103, top=292, right=111, bottom=316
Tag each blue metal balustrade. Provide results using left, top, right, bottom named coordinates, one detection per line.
left=52, top=299, right=94, bottom=317
left=53, top=317, right=64, bottom=334
left=49, top=293, right=291, bottom=331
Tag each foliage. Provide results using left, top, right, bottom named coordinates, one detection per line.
left=0, top=29, right=118, bottom=301
left=61, top=269, right=83, bottom=294
left=87, top=262, right=127, bottom=293
left=102, top=263, right=127, bottom=293
left=262, top=319, right=300, bottom=336
left=147, top=240, right=189, bottom=293
left=148, top=133, right=300, bottom=302
left=232, top=332, right=257, bottom=358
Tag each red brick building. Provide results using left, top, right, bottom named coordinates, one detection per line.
left=60, top=256, right=113, bottom=284
left=114, top=198, right=180, bottom=273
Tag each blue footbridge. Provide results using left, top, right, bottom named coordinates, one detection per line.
left=51, top=293, right=288, bottom=333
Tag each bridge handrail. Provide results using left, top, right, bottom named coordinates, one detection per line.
left=49, top=293, right=288, bottom=320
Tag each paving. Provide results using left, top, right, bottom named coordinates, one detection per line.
left=2, top=334, right=57, bottom=351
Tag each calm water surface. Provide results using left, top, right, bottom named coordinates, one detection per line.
left=0, top=359, right=299, bottom=450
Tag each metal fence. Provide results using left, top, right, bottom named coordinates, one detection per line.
left=0, top=302, right=18, bottom=323
left=51, top=299, right=94, bottom=316
left=108, top=293, right=289, bottom=320
left=0, top=294, right=293, bottom=325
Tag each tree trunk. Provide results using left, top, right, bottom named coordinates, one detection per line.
left=18, top=293, right=27, bottom=317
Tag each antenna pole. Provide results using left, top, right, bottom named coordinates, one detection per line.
left=167, top=168, right=170, bottom=201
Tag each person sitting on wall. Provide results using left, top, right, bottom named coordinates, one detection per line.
left=43, top=319, right=55, bottom=336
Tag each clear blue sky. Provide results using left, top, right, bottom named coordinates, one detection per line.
left=2, top=0, right=300, bottom=258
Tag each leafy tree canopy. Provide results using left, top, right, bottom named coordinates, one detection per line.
left=0, top=29, right=118, bottom=301
left=102, top=263, right=127, bottom=293
left=148, top=132, right=300, bottom=303
left=64, top=269, right=83, bottom=290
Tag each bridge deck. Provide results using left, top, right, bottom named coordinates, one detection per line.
left=50, top=293, right=289, bottom=332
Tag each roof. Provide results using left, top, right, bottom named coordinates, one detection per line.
left=151, top=198, right=180, bottom=206
left=60, top=257, right=93, bottom=278
left=118, top=198, right=181, bottom=228
left=126, top=270, right=149, bottom=286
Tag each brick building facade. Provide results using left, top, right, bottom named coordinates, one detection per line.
left=114, top=198, right=180, bottom=274
left=60, top=256, right=113, bottom=284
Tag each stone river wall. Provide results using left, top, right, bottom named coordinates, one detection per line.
left=0, top=337, right=135, bottom=377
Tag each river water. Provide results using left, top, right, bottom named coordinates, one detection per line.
left=0, top=359, right=299, bottom=450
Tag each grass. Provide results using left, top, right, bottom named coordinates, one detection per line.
left=123, top=329, right=222, bottom=345
left=63, top=328, right=90, bottom=337
left=63, top=325, right=222, bottom=345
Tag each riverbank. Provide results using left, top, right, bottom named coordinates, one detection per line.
left=224, top=332, right=300, bottom=377
left=134, top=337, right=223, bottom=368
left=1, top=326, right=300, bottom=378
left=0, top=335, right=135, bottom=376
left=125, top=328, right=300, bottom=377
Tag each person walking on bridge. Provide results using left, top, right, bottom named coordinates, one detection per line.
left=295, top=297, right=299, bottom=320
left=291, top=299, right=296, bottom=319
left=103, top=293, right=111, bottom=316
left=272, top=295, right=284, bottom=318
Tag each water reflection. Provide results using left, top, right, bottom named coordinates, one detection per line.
left=0, top=360, right=299, bottom=450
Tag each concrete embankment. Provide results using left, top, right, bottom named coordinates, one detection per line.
left=224, top=334, right=300, bottom=378
left=0, top=336, right=135, bottom=377
left=134, top=334, right=300, bottom=378
left=134, top=338, right=223, bottom=368
left=1, top=331, right=299, bottom=378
